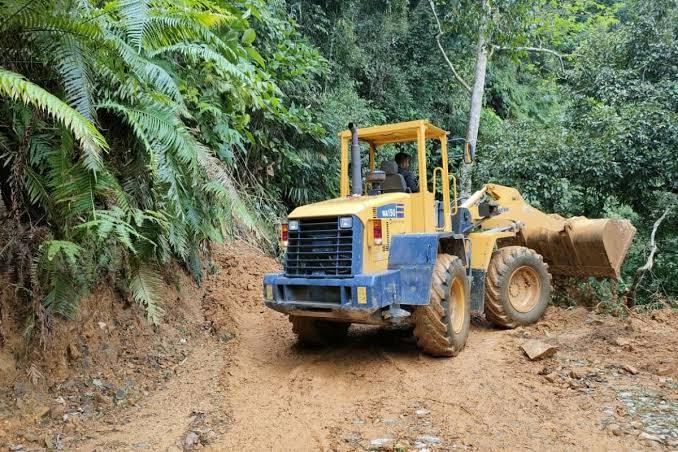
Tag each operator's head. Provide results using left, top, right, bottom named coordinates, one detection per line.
left=395, top=152, right=410, bottom=170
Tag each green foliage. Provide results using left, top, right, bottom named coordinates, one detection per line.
left=129, top=260, right=165, bottom=325
left=0, top=0, right=325, bottom=327
left=0, top=68, right=107, bottom=171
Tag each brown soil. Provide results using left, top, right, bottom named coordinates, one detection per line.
left=0, top=242, right=676, bottom=451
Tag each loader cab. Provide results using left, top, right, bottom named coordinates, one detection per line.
left=338, top=120, right=456, bottom=233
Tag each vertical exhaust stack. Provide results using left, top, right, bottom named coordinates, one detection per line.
left=348, top=123, right=362, bottom=196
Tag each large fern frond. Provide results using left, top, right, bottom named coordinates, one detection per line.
left=0, top=68, right=107, bottom=172
left=141, top=14, right=237, bottom=60
left=129, top=260, right=164, bottom=324
left=103, top=33, right=184, bottom=105
left=37, top=240, right=84, bottom=319
left=167, top=215, right=189, bottom=258
left=24, top=165, right=50, bottom=207
left=76, top=207, right=157, bottom=253
left=118, top=0, right=149, bottom=49
left=98, top=100, right=198, bottom=170
left=51, top=35, right=97, bottom=121
left=43, top=240, right=82, bottom=264
left=8, top=11, right=101, bottom=40
left=96, top=169, right=132, bottom=212
left=45, top=146, right=97, bottom=221
left=42, top=271, right=80, bottom=319
left=148, top=43, right=248, bottom=83
left=196, top=150, right=272, bottom=244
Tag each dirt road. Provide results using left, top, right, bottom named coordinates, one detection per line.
left=217, top=308, right=638, bottom=450
left=4, top=244, right=676, bottom=451
left=81, top=306, right=676, bottom=450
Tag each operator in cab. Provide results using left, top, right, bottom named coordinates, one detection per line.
left=395, top=152, right=419, bottom=192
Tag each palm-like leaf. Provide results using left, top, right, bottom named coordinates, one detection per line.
left=197, top=150, right=271, bottom=243
left=98, top=100, right=198, bottom=171
left=129, top=260, right=165, bottom=324
left=141, top=13, right=237, bottom=60
left=52, top=35, right=97, bottom=121
left=148, top=43, right=249, bottom=83
left=103, top=33, right=184, bottom=105
left=119, top=0, right=149, bottom=49
left=0, top=68, right=107, bottom=172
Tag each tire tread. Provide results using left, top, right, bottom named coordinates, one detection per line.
left=412, top=254, right=469, bottom=357
left=484, top=246, right=552, bottom=328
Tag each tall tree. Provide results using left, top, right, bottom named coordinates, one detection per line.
left=429, top=0, right=565, bottom=194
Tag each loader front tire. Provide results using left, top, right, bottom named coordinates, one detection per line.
left=289, top=316, right=350, bottom=346
left=484, top=246, right=552, bottom=328
left=412, top=254, right=470, bottom=357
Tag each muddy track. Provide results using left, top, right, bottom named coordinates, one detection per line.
left=81, top=304, right=676, bottom=450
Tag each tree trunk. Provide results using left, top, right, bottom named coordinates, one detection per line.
left=461, top=14, right=489, bottom=196
left=0, top=163, right=11, bottom=214
left=624, top=207, right=670, bottom=306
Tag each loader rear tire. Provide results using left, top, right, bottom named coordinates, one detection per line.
left=412, top=254, right=470, bottom=357
left=484, top=246, right=552, bottom=329
left=289, top=316, right=350, bottom=346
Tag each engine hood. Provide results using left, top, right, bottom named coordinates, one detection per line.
left=288, top=193, right=409, bottom=222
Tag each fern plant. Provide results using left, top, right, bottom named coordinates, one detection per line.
left=0, top=68, right=108, bottom=172
left=0, top=0, right=326, bottom=328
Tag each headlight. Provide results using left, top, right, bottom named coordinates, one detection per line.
left=339, top=216, right=353, bottom=229
left=288, top=220, right=300, bottom=231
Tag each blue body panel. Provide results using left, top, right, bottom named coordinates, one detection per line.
left=264, top=270, right=400, bottom=308
left=451, top=207, right=475, bottom=234
left=387, top=233, right=440, bottom=305
left=263, top=270, right=401, bottom=324
left=264, top=231, right=461, bottom=324
left=349, top=217, right=363, bottom=275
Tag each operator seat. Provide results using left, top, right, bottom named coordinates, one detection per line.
left=380, top=161, right=407, bottom=193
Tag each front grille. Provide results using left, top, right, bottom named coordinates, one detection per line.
left=285, top=217, right=353, bottom=277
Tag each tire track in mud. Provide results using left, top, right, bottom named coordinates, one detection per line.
left=75, top=298, right=672, bottom=451
left=216, top=309, right=641, bottom=451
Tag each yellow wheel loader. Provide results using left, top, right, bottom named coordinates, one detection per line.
left=263, top=120, right=636, bottom=357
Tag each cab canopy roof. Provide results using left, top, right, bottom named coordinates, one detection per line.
left=338, top=120, right=448, bottom=146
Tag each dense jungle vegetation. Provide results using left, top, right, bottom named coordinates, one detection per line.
left=0, top=0, right=675, bottom=333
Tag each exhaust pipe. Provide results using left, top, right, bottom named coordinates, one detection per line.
left=348, top=123, right=362, bottom=195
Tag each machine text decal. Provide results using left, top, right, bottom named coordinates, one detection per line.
left=375, top=203, right=405, bottom=219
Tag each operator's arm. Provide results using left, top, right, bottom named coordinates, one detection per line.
left=403, top=171, right=419, bottom=193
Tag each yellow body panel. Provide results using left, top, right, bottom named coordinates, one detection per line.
left=467, top=230, right=515, bottom=270
left=337, top=119, right=447, bottom=146
left=289, top=192, right=409, bottom=224
left=356, top=286, right=367, bottom=304
left=289, top=192, right=415, bottom=274
left=473, top=184, right=565, bottom=230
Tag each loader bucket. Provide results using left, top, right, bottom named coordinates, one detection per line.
left=522, top=217, right=636, bottom=278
